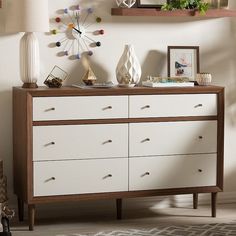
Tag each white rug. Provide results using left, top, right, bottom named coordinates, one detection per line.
left=77, top=223, right=236, bottom=236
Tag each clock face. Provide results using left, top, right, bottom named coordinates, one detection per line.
left=51, top=5, right=104, bottom=60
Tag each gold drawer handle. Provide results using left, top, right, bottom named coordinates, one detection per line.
left=194, top=104, right=203, bottom=108
left=103, top=174, right=112, bottom=179
left=44, top=177, right=56, bottom=183
left=102, top=140, right=113, bottom=145
left=198, top=136, right=203, bottom=139
left=45, top=107, right=56, bottom=112
left=102, top=106, right=112, bottom=111
left=141, top=138, right=150, bottom=143
left=141, top=172, right=150, bottom=177
left=198, top=169, right=203, bottom=173
left=141, top=105, right=150, bottom=110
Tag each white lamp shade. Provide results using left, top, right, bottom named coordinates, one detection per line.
left=6, top=0, right=49, bottom=32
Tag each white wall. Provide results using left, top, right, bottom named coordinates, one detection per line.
left=1, top=0, right=236, bottom=207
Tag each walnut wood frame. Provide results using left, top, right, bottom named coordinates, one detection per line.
left=13, top=86, right=224, bottom=231
left=167, top=46, right=200, bottom=79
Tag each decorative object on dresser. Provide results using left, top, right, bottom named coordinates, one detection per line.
left=44, top=66, right=68, bottom=88
left=13, top=86, right=224, bottom=231
left=204, top=0, right=228, bottom=9
left=6, top=0, right=49, bottom=88
left=168, top=46, right=200, bottom=81
left=116, top=0, right=137, bottom=8
left=137, top=0, right=167, bottom=8
left=116, top=44, right=141, bottom=87
left=51, top=5, right=104, bottom=60
left=196, top=72, right=212, bottom=86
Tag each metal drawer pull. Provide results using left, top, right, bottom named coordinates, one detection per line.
left=198, top=136, right=203, bottom=139
left=198, top=169, right=203, bottom=173
left=45, top=107, right=56, bottom=112
left=44, top=177, right=56, bottom=183
left=102, top=140, right=113, bottom=145
left=194, top=104, right=203, bottom=108
left=44, top=142, right=56, bottom=147
left=103, top=174, right=112, bottom=179
left=141, top=138, right=150, bottom=143
left=141, top=105, right=150, bottom=110
left=141, top=172, right=150, bottom=177
left=102, top=106, right=112, bottom=111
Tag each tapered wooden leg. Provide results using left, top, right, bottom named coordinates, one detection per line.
left=17, top=197, right=24, bottom=221
left=116, top=199, right=122, bottom=220
left=211, top=192, right=217, bottom=217
left=193, top=193, right=198, bottom=209
left=28, top=204, right=35, bottom=231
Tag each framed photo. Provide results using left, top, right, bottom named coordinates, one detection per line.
left=168, top=46, right=200, bottom=80
left=137, top=0, right=167, bottom=8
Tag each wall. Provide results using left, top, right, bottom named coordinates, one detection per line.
left=1, top=0, right=236, bottom=210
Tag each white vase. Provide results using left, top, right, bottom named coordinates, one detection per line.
left=116, top=45, right=141, bottom=86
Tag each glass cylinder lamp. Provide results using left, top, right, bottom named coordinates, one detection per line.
left=6, top=0, right=49, bottom=88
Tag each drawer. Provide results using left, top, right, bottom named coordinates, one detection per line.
left=129, top=94, right=217, bottom=118
left=33, top=124, right=128, bottom=161
left=129, top=121, right=217, bottom=157
left=33, top=96, right=128, bottom=121
left=129, top=154, right=217, bottom=191
left=34, top=158, right=128, bottom=197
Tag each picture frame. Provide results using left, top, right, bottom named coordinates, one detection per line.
left=137, top=0, right=167, bottom=8
left=167, top=46, right=200, bottom=81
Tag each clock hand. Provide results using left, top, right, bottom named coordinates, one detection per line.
left=72, top=27, right=82, bottom=34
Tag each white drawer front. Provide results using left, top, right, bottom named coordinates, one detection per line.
left=34, top=158, right=128, bottom=197
left=129, top=94, right=217, bottom=118
left=129, top=121, right=217, bottom=157
left=33, top=124, right=128, bottom=161
left=129, top=154, right=217, bottom=191
left=33, top=96, right=128, bottom=121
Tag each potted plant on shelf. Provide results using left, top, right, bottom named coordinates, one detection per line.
left=162, top=0, right=209, bottom=14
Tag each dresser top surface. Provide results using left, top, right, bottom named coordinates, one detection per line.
left=13, top=85, right=224, bottom=97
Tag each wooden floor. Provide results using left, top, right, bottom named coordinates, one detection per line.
left=11, top=201, right=236, bottom=236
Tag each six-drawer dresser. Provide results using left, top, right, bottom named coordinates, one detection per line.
left=13, top=86, right=224, bottom=230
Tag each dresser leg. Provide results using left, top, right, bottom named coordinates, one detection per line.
left=211, top=192, right=217, bottom=217
left=116, top=199, right=122, bottom=220
left=28, top=204, right=35, bottom=231
left=193, top=193, right=198, bottom=209
left=17, top=197, right=24, bottom=221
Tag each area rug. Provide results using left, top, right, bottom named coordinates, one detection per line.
left=77, top=223, right=236, bottom=236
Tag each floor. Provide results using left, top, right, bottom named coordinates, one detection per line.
left=10, top=201, right=236, bottom=236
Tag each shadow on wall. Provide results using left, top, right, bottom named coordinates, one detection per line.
left=141, top=50, right=166, bottom=81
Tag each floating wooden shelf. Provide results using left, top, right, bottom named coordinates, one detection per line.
left=111, top=8, right=236, bottom=17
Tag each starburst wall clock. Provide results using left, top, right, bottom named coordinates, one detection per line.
left=51, top=5, right=104, bottom=60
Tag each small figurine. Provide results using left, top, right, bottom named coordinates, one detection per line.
left=81, top=58, right=97, bottom=86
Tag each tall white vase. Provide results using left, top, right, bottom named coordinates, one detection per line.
left=116, top=45, right=141, bottom=86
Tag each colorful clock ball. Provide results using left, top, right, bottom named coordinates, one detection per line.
left=64, top=51, right=69, bottom=56
left=96, top=42, right=101, bottom=47
left=88, top=51, right=93, bottom=56
left=56, top=42, right=61, bottom=47
left=99, top=29, right=104, bottom=35
left=68, top=23, right=75, bottom=29
left=55, top=17, right=61, bottom=23
left=64, top=8, right=68, bottom=14
left=76, top=5, right=80, bottom=10
left=87, top=8, right=93, bottom=14
left=96, top=17, right=102, bottom=23
left=76, top=54, right=81, bottom=59
left=52, top=29, right=57, bottom=35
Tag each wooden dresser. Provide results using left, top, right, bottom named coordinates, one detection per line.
left=13, top=86, right=224, bottom=230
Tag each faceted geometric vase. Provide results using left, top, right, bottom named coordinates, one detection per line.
left=116, top=44, right=141, bottom=86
